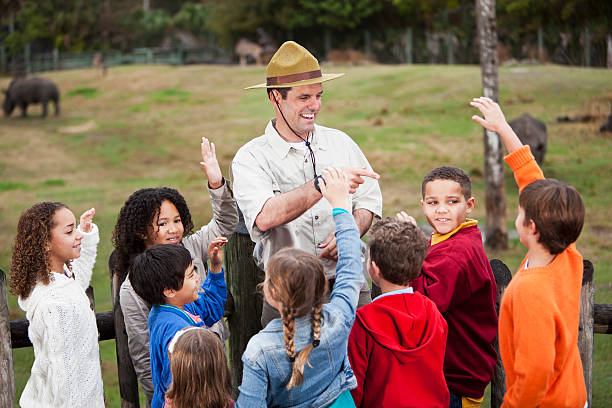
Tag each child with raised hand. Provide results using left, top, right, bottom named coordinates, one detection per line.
left=471, top=96, right=587, bottom=408
left=236, top=167, right=363, bottom=408
left=165, top=327, right=234, bottom=408
left=113, top=137, right=238, bottom=405
left=129, top=238, right=228, bottom=408
left=10, top=204, right=104, bottom=407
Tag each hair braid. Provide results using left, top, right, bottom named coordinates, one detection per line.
left=311, top=303, right=323, bottom=346
left=281, top=306, right=297, bottom=362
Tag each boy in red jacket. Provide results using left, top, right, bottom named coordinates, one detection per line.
left=347, top=217, right=449, bottom=408
left=410, top=165, right=498, bottom=408
left=471, top=96, right=587, bottom=408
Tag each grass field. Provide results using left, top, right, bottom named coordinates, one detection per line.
left=1, top=63, right=611, bottom=406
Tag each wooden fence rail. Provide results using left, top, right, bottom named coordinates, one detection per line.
left=2, top=251, right=612, bottom=406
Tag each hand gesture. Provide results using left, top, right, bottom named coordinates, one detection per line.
left=79, top=208, right=95, bottom=233
left=319, top=167, right=350, bottom=211
left=207, top=237, right=228, bottom=273
left=200, top=137, right=223, bottom=189
left=396, top=211, right=417, bottom=226
left=318, top=231, right=337, bottom=261
left=341, top=166, right=380, bottom=194
left=470, top=97, right=509, bottom=134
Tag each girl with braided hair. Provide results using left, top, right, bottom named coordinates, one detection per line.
left=111, top=137, right=238, bottom=406
left=237, top=167, right=363, bottom=408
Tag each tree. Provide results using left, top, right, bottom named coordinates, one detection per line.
left=476, top=0, right=508, bottom=250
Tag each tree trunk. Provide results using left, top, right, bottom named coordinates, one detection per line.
left=476, top=0, right=507, bottom=250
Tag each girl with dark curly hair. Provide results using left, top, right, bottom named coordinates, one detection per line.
left=10, top=203, right=104, bottom=407
left=112, top=137, right=238, bottom=406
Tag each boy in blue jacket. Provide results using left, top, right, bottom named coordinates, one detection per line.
left=130, top=240, right=227, bottom=408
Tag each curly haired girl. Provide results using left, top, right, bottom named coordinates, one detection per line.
left=236, top=168, right=363, bottom=408
left=112, top=137, right=238, bottom=405
left=10, top=203, right=104, bottom=407
left=165, top=327, right=234, bottom=408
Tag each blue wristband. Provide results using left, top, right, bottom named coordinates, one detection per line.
left=332, top=208, right=349, bottom=216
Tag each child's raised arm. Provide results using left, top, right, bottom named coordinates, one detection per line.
left=200, top=137, right=224, bottom=189
left=470, top=97, right=523, bottom=154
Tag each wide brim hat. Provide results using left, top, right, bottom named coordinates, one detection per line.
left=245, top=41, right=344, bottom=90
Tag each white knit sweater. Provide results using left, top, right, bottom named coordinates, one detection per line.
left=18, top=224, right=105, bottom=408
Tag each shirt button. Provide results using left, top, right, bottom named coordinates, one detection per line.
left=315, top=216, right=319, bottom=220
left=304, top=159, right=308, bottom=163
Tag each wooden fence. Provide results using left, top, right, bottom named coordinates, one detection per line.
left=1, top=223, right=612, bottom=407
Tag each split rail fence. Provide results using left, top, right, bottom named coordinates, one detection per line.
left=1, top=217, right=611, bottom=407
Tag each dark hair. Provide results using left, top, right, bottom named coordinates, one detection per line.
left=112, top=187, right=194, bottom=283
left=266, top=247, right=327, bottom=389
left=166, top=328, right=233, bottom=408
left=368, top=218, right=429, bottom=285
left=267, top=87, right=291, bottom=101
left=10, top=202, right=68, bottom=298
left=519, top=179, right=584, bottom=255
left=129, top=244, right=193, bottom=305
left=422, top=166, right=472, bottom=200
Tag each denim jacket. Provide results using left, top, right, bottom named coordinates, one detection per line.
left=236, top=212, right=364, bottom=408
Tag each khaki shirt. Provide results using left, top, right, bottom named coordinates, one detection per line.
left=232, top=121, right=382, bottom=277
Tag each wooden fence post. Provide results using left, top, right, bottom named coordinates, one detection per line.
left=490, top=259, right=511, bottom=408
left=225, top=208, right=264, bottom=397
left=579, top=260, right=594, bottom=407
left=110, top=262, right=140, bottom=408
left=0, top=269, right=15, bottom=408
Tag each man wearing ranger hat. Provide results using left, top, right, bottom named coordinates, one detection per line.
left=232, top=41, right=383, bottom=326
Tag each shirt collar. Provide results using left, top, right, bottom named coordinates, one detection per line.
left=430, top=218, right=478, bottom=246
left=373, top=287, right=414, bottom=302
left=264, top=120, right=327, bottom=159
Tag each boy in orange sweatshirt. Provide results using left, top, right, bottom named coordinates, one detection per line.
left=471, top=96, right=587, bottom=408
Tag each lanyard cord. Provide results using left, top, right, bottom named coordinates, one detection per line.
left=273, top=94, right=318, bottom=177
left=158, top=304, right=198, bottom=325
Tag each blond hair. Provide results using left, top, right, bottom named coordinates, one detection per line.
left=166, top=328, right=232, bottom=408
left=266, top=247, right=327, bottom=389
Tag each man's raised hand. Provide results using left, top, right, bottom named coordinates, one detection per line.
left=340, top=166, right=380, bottom=194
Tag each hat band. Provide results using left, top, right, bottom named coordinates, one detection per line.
left=266, top=70, right=322, bottom=86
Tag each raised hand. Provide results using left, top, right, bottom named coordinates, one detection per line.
left=470, top=96, right=523, bottom=154
left=396, top=211, right=417, bottom=226
left=200, top=137, right=223, bottom=189
left=341, top=166, right=380, bottom=194
left=207, top=236, right=228, bottom=273
left=79, top=208, right=95, bottom=233
left=470, top=97, right=510, bottom=134
left=319, top=167, right=350, bottom=211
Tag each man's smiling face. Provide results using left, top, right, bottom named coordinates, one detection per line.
left=272, top=83, right=323, bottom=140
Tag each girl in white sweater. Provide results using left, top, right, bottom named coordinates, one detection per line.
left=10, top=202, right=104, bottom=408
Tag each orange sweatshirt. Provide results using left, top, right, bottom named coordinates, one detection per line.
left=500, top=146, right=586, bottom=408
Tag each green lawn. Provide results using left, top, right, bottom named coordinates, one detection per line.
left=1, top=63, right=611, bottom=406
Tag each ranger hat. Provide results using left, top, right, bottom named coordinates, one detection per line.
left=245, top=41, right=344, bottom=89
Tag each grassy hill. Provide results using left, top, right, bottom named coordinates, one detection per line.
left=1, top=63, right=611, bottom=406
